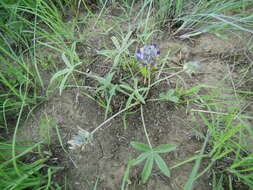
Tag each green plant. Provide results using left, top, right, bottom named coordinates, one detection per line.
left=94, top=72, right=118, bottom=119
left=97, top=31, right=136, bottom=70
left=121, top=105, right=176, bottom=188
left=173, top=0, right=253, bottom=38
left=119, top=78, right=148, bottom=106
left=49, top=52, right=83, bottom=96
left=187, top=102, right=253, bottom=189
left=159, top=89, right=179, bottom=103
left=0, top=141, right=60, bottom=190
left=130, top=142, right=176, bottom=183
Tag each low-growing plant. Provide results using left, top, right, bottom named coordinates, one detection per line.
left=128, top=142, right=176, bottom=183
left=121, top=105, right=176, bottom=188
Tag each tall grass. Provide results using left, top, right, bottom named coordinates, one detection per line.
left=0, top=141, right=60, bottom=190
left=0, top=0, right=69, bottom=189
left=173, top=0, right=253, bottom=38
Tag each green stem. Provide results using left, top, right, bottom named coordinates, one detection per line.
left=140, top=105, right=152, bottom=148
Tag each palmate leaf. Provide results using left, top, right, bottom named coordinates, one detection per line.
left=153, top=144, right=177, bottom=153
left=154, top=153, right=170, bottom=177
left=141, top=153, right=154, bottom=183
left=131, top=141, right=151, bottom=152
left=49, top=54, right=83, bottom=95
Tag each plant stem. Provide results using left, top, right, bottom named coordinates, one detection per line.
left=91, top=102, right=139, bottom=135
left=150, top=69, right=185, bottom=88
left=140, top=105, right=152, bottom=148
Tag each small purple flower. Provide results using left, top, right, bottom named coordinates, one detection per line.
left=136, top=45, right=160, bottom=66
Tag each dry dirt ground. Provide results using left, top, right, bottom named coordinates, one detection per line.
left=18, top=22, right=253, bottom=190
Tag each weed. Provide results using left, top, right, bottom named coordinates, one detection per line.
left=121, top=105, right=176, bottom=188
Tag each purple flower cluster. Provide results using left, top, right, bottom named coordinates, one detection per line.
left=136, top=45, right=160, bottom=66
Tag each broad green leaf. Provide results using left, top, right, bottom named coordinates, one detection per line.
left=167, top=89, right=175, bottom=96
left=140, top=66, right=148, bottom=77
left=130, top=151, right=152, bottom=166
left=154, top=153, right=170, bottom=177
left=154, top=144, right=176, bottom=153
left=131, top=141, right=151, bottom=152
left=141, top=154, right=154, bottom=183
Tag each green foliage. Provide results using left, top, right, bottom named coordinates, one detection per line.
left=189, top=109, right=253, bottom=189
left=119, top=78, right=148, bottom=106
left=159, top=89, right=179, bottom=103
left=0, top=142, right=60, bottom=190
left=123, top=142, right=176, bottom=184
left=49, top=52, right=83, bottom=96
left=94, top=72, right=118, bottom=119
left=173, top=0, right=253, bottom=38
left=97, top=32, right=136, bottom=69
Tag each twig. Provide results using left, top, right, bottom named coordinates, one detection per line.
left=191, top=109, right=229, bottom=115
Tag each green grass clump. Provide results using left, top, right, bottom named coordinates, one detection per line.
left=0, top=1, right=69, bottom=189
left=0, top=142, right=60, bottom=190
